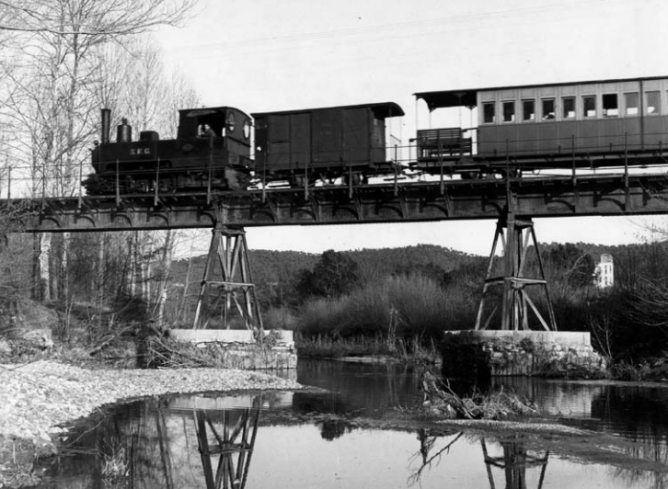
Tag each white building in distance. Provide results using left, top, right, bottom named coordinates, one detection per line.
left=595, top=254, right=614, bottom=288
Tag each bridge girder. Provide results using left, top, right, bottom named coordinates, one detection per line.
left=9, top=172, right=668, bottom=232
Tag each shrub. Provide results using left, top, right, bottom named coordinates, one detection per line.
left=296, top=274, right=458, bottom=341
left=262, top=306, right=299, bottom=330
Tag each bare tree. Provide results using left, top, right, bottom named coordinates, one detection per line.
left=0, top=0, right=199, bottom=311
left=0, top=0, right=197, bottom=37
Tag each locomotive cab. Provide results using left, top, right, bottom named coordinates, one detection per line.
left=177, top=107, right=253, bottom=143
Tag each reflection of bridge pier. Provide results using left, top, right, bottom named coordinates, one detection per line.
left=193, top=402, right=260, bottom=489
left=163, top=394, right=265, bottom=489
left=481, top=436, right=549, bottom=489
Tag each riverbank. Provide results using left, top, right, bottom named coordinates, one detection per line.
left=0, top=361, right=301, bottom=487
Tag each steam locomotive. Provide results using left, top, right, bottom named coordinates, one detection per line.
left=84, top=106, right=254, bottom=195
left=84, top=75, right=668, bottom=195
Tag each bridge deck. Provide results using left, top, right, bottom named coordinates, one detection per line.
left=13, top=171, right=668, bottom=232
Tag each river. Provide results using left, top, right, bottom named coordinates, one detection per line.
left=34, top=359, right=668, bottom=488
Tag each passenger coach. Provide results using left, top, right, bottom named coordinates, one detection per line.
left=415, top=75, right=668, bottom=174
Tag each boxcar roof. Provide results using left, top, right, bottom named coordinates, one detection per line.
left=415, top=75, right=668, bottom=111
left=252, top=101, right=404, bottom=118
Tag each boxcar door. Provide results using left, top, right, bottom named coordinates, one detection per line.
left=342, top=107, right=370, bottom=166
left=312, top=108, right=343, bottom=168
left=266, top=114, right=290, bottom=170
left=289, top=112, right=311, bottom=171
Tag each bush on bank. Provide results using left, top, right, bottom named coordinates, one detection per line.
left=296, top=273, right=465, bottom=340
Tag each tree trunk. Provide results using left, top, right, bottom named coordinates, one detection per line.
left=35, top=233, right=52, bottom=302
left=128, top=232, right=137, bottom=297
left=61, top=232, right=69, bottom=300
left=97, top=233, right=105, bottom=331
left=49, top=234, right=59, bottom=303
left=154, top=230, right=173, bottom=327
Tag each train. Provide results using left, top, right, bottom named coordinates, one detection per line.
left=84, top=75, right=668, bottom=195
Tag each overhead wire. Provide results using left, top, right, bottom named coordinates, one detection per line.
left=162, top=0, right=630, bottom=60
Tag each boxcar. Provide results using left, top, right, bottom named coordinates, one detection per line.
left=415, top=75, right=668, bottom=172
left=252, top=102, right=404, bottom=184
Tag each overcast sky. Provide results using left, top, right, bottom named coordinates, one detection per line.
left=155, top=0, right=668, bottom=255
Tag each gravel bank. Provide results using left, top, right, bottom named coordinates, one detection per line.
left=0, top=361, right=302, bottom=445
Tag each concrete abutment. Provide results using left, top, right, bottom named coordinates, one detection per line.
left=170, top=329, right=297, bottom=372
left=441, top=330, right=607, bottom=379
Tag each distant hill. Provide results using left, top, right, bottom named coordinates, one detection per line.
left=345, top=244, right=479, bottom=281
left=171, top=240, right=668, bottom=290
left=168, top=239, right=668, bottom=315
left=171, top=244, right=477, bottom=288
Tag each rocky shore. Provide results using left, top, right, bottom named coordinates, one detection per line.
left=0, top=361, right=301, bottom=487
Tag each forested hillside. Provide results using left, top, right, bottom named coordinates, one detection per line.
left=170, top=244, right=481, bottom=308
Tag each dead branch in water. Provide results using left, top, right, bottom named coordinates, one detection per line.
left=420, top=369, right=537, bottom=420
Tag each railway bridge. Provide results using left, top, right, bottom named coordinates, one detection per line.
left=9, top=170, right=668, bottom=334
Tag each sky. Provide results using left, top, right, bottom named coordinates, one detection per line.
left=154, top=0, right=668, bottom=255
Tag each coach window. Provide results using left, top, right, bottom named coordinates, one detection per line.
left=646, top=91, right=660, bottom=115
left=562, top=97, right=576, bottom=119
left=483, top=102, right=496, bottom=123
left=502, top=101, right=515, bottom=122
left=624, top=92, right=639, bottom=116
left=602, top=93, right=619, bottom=117
left=541, top=98, right=555, bottom=120
left=583, top=95, right=596, bottom=118
left=522, top=100, right=535, bottom=121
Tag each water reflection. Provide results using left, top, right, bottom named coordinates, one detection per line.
left=480, top=436, right=549, bottom=489
left=410, top=430, right=550, bottom=489
left=34, top=361, right=668, bottom=489
left=190, top=402, right=260, bottom=489
left=39, top=394, right=272, bottom=489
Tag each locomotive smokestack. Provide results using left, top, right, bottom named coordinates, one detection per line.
left=101, top=108, right=111, bottom=144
